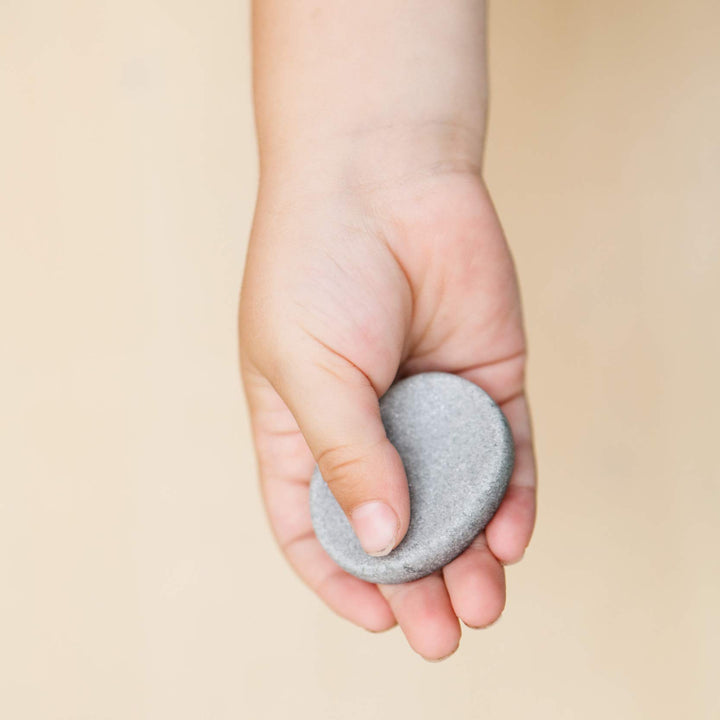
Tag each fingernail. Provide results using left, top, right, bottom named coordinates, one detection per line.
left=351, top=501, right=399, bottom=557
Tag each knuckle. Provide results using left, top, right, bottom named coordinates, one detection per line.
left=316, top=440, right=381, bottom=493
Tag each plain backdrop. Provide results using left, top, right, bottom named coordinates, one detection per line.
left=1, top=1, right=718, bottom=718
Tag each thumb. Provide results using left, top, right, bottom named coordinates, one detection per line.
left=274, top=347, right=410, bottom=557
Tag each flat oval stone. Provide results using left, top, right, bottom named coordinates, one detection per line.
left=309, top=371, right=514, bottom=584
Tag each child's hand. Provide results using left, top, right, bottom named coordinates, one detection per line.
left=240, top=169, right=536, bottom=660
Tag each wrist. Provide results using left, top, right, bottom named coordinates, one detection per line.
left=258, top=118, right=485, bottom=203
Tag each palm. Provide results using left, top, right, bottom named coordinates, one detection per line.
left=241, top=173, right=536, bottom=660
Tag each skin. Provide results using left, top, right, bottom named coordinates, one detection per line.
left=240, top=0, right=537, bottom=661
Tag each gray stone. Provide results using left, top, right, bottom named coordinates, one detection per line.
left=309, top=371, right=514, bottom=584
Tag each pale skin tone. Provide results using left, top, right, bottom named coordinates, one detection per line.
left=240, top=0, right=537, bottom=660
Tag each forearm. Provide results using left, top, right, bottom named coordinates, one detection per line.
left=251, top=0, right=488, bottom=190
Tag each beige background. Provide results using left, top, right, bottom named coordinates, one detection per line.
left=1, top=1, right=718, bottom=718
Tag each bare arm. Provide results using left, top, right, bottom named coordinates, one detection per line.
left=252, top=0, right=488, bottom=191
left=242, top=0, right=536, bottom=660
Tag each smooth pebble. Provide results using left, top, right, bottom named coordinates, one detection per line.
left=309, top=371, right=515, bottom=584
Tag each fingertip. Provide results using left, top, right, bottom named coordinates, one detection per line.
left=486, top=484, right=536, bottom=564
left=407, top=611, right=461, bottom=662
left=359, top=596, right=397, bottom=633
left=459, top=595, right=505, bottom=630
left=380, top=575, right=462, bottom=662
left=365, top=618, right=397, bottom=634
left=350, top=500, right=401, bottom=557
left=444, top=537, right=506, bottom=630
left=320, top=572, right=397, bottom=632
left=419, top=634, right=461, bottom=663
left=363, top=609, right=397, bottom=634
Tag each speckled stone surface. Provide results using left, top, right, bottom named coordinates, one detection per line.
left=309, top=372, right=515, bottom=584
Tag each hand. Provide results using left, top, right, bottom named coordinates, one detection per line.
left=240, top=168, right=536, bottom=660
